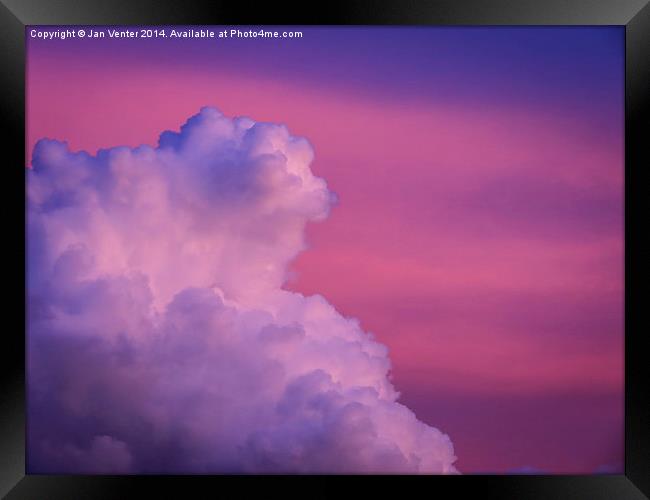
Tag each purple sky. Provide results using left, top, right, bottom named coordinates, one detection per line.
left=27, top=26, right=624, bottom=473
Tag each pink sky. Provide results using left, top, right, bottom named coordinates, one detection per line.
left=26, top=27, right=624, bottom=473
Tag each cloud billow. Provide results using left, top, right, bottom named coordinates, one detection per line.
left=27, top=107, right=457, bottom=474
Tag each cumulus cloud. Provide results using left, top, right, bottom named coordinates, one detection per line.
left=27, top=107, right=457, bottom=473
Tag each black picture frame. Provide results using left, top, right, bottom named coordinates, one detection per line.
left=1, top=1, right=648, bottom=498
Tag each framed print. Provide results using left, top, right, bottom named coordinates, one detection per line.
left=1, top=0, right=648, bottom=498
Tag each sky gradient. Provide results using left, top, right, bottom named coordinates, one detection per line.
left=26, top=26, right=624, bottom=473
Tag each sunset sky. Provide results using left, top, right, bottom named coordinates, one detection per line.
left=27, top=26, right=624, bottom=473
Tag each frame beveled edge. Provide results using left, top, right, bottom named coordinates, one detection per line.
left=625, top=0, right=650, bottom=497
left=0, top=1, right=26, bottom=498
left=1, top=0, right=648, bottom=498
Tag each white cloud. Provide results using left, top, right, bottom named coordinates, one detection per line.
left=27, top=107, right=457, bottom=473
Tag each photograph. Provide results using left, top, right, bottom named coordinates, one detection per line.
left=25, top=26, right=624, bottom=475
